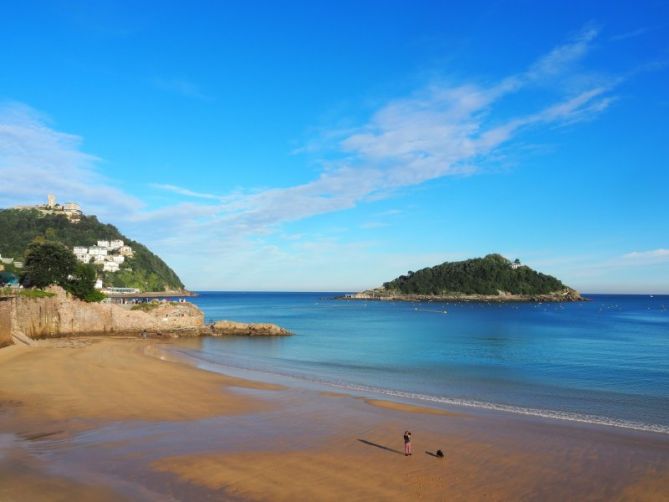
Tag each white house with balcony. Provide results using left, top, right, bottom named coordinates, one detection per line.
left=103, top=262, right=120, bottom=272
left=88, top=246, right=108, bottom=256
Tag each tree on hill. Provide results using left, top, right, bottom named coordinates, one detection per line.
left=21, top=241, right=77, bottom=289
left=66, top=263, right=105, bottom=302
left=21, top=241, right=105, bottom=302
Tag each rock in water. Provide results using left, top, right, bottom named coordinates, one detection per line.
left=210, top=320, right=292, bottom=336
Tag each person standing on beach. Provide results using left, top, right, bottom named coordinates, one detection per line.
left=404, top=430, right=412, bottom=456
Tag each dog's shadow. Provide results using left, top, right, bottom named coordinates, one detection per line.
left=425, top=450, right=445, bottom=458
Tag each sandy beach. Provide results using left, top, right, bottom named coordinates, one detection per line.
left=1, top=337, right=668, bottom=501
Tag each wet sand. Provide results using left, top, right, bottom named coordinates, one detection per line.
left=1, top=337, right=668, bottom=501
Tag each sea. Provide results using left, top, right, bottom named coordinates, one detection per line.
left=183, top=292, right=669, bottom=434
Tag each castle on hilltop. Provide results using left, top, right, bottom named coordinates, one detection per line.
left=15, top=194, right=83, bottom=223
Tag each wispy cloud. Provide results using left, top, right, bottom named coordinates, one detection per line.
left=622, top=249, right=669, bottom=263
left=206, top=27, right=613, bottom=236
left=0, top=102, right=142, bottom=217
left=0, top=27, right=647, bottom=289
left=152, top=77, right=213, bottom=101
left=151, top=183, right=220, bottom=200
left=0, top=28, right=617, bottom=241
left=610, top=27, right=653, bottom=42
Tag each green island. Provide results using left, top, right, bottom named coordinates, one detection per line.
left=0, top=208, right=184, bottom=293
left=346, top=254, right=584, bottom=302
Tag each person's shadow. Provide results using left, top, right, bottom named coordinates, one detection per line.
left=357, top=439, right=404, bottom=455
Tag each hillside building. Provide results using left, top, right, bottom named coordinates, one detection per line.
left=16, top=195, right=82, bottom=223
left=71, top=239, right=134, bottom=287
left=103, top=262, right=120, bottom=272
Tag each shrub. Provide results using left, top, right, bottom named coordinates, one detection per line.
left=65, top=263, right=104, bottom=302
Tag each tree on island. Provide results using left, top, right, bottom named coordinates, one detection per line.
left=382, top=253, right=565, bottom=296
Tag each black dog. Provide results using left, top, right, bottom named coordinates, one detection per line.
left=436, top=449, right=444, bottom=458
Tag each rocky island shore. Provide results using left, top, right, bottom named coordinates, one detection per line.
left=342, top=287, right=585, bottom=303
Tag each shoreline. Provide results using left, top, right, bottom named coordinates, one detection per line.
left=166, top=340, right=669, bottom=436
left=338, top=291, right=587, bottom=303
left=1, top=336, right=668, bottom=500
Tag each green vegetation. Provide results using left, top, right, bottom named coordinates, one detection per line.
left=22, top=241, right=77, bottom=289
left=131, top=301, right=179, bottom=312
left=382, top=254, right=566, bottom=296
left=130, top=302, right=161, bottom=312
left=66, top=263, right=106, bottom=303
left=0, top=209, right=184, bottom=292
left=0, top=287, right=55, bottom=298
left=20, top=241, right=105, bottom=302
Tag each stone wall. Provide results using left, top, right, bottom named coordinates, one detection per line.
left=0, top=298, right=12, bottom=348
left=6, top=287, right=205, bottom=342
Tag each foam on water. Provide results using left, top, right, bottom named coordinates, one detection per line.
left=174, top=347, right=669, bottom=436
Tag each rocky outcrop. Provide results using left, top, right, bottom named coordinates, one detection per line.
left=342, top=287, right=586, bottom=303
left=9, top=287, right=204, bottom=340
left=210, top=320, right=292, bottom=337
left=0, top=287, right=293, bottom=347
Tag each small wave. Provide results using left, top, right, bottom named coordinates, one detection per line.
left=173, top=348, right=669, bottom=436
left=324, top=383, right=669, bottom=435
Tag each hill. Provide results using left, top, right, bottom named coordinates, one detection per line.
left=351, top=254, right=582, bottom=302
left=0, top=209, right=184, bottom=292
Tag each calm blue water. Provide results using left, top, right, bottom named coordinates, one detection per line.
left=186, top=293, right=669, bottom=434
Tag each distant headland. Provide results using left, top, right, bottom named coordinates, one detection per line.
left=0, top=194, right=185, bottom=294
left=343, top=254, right=585, bottom=303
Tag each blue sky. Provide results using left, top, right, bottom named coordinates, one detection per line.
left=1, top=1, right=668, bottom=292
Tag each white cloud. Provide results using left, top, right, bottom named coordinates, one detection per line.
left=610, top=27, right=653, bottom=42
left=0, top=27, right=634, bottom=289
left=150, top=183, right=220, bottom=200
left=0, top=102, right=142, bottom=217
left=622, top=249, right=669, bottom=263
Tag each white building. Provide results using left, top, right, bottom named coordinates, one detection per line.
left=77, top=254, right=92, bottom=264
left=111, top=255, right=125, bottom=264
left=97, top=240, right=110, bottom=249
left=94, top=279, right=104, bottom=289
left=119, top=246, right=134, bottom=257
left=89, top=246, right=108, bottom=256
left=63, top=202, right=82, bottom=222
left=103, top=262, right=120, bottom=272
left=73, top=246, right=88, bottom=255
left=109, top=239, right=124, bottom=250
